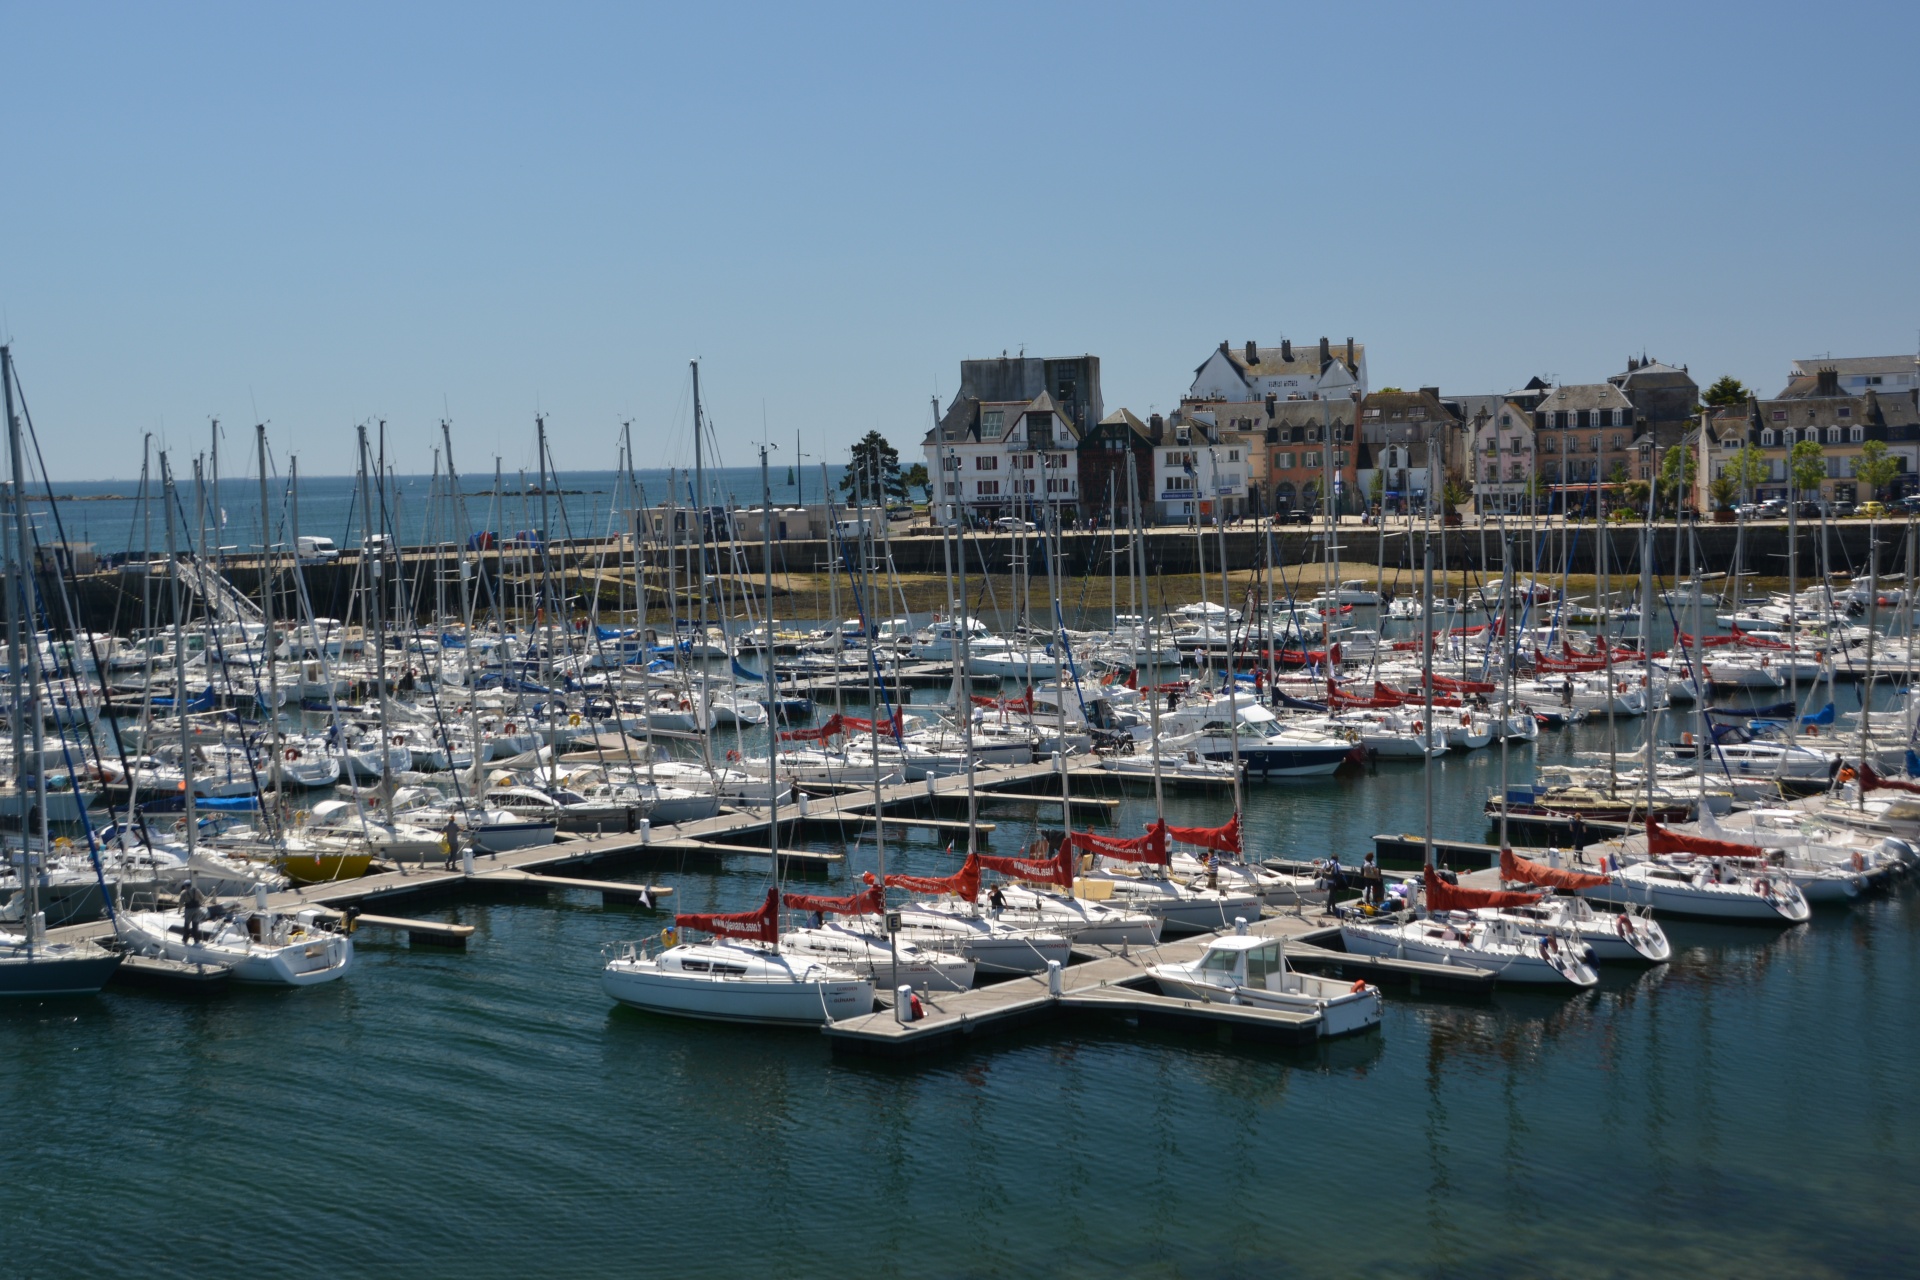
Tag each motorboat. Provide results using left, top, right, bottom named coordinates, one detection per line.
left=1148, top=929, right=1382, bottom=1037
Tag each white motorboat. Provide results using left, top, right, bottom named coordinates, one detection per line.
left=602, top=936, right=873, bottom=1025
left=1149, top=930, right=1382, bottom=1037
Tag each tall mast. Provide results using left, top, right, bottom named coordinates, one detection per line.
left=257, top=423, right=283, bottom=832
left=760, top=444, right=784, bottom=925
left=1128, top=459, right=1165, bottom=817
left=690, top=363, right=714, bottom=769
left=160, top=451, right=198, bottom=872
left=1212, top=445, right=1243, bottom=819
left=356, top=426, right=393, bottom=807
left=4, top=347, right=47, bottom=950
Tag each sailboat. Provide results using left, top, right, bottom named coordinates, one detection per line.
left=600, top=430, right=873, bottom=1026
left=0, top=345, right=124, bottom=996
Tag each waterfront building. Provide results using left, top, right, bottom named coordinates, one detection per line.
left=924, top=354, right=1101, bottom=524
left=1358, top=388, right=1463, bottom=514
left=1188, top=336, right=1367, bottom=403
left=1609, top=355, right=1699, bottom=449
left=1787, top=352, right=1920, bottom=396
left=1466, top=400, right=1538, bottom=515
left=1528, top=381, right=1642, bottom=514
left=1746, top=367, right=1920, bottom=504
left=1262, top=397, right=1362, bottom=518
left=1075, top=408, right=1155, bottom=525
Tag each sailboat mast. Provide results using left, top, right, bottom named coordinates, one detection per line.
left=3, top=347, right=46, bottom=949
left=760, top=445, right=783, bottom=909
left=356, top=426, right=393, bottom=806
left=256, top=423, right=282, bottom=830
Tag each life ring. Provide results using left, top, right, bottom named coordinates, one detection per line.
left=679, top=698, right=690, bottom=711
left=392, top=734, right=406, bottom=746
left=1349, top=978, right=1366, bottom=994
left=1412, top=720, right=1423, bottom=734
left=1850, top=851, right=1865, bottom=872
left=284, top=747, right=300, bottom=761
left=504, top=723, right=518, bottom=735
left=568, top=713, right=581, bottom=727
left=659, top=927, right=678, bottom=947
left=1459, top=713, right=1471, bottom=727
left=726, top=748, right=741, bottom=762
left=1753, top=877, right=1770, bottom=898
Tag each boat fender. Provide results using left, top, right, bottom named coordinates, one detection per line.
left=1459, top=713, right=1470, bottom=726
left=1753, top=877, right=1770, bottom=898
left=1615, top=913, right=1632, bottom=938
left=908, top=991, right=925, bottom=1020
left=726, top=749, right=741, bottom=762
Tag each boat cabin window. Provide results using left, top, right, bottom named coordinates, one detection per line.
left=1200, top=948, right=1241, bottom=974
left=1243, top=942, right=1281, bottom=985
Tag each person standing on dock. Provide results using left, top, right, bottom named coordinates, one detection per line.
left=1361, top=853, right=1384, bottom=905
left=442, top=815, right=463, bottom=871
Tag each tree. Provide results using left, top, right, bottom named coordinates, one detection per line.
left=901, top=462, right=930, bottom=502
left=841, top=431, right=903, bottom=505
left=1728, top=443, right=1770, bottom=501
left=1856, top=438, right=1898, bottom=501
left=1657, top=445, right=1698, bottom=513
left=1790, top=439, right=1826, bottom=499
left=1701, top=375, right=1749, bottom=409
left=1367, top=470, right=1385, bottom=506
left=1710, top=472, right=1739, bottom=510
left=1441, top=469, right=1472, bottom=513
left=1375, top=386, right=1406, bottom=395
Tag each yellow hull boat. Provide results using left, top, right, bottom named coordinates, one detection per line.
left=278, top=852, right=374, bottom=885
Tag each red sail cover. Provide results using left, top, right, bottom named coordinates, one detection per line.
left=1423, top=865, right=1543, bottom=910
left=1500, top=847, right=1610, bottom=891
left=1076, top=820, right=1171, bottom=866
left=677, top=887, right=779, bottom=942
left=779, top=713, right=845, bottom=742
left=1861, top=764, right=1920, bottom=796
left=1645, top=819, right=1761, bottom=860
left=977, top=839, right=1074, bottom=888
left=841, top=709, right=905, bottom=737
left=885, top=852, right=981, bottom=902
left=1428, top=674, right=1497, bottom=694
left=782, top=877, right=886, bottom=916
left=1167, top=812, right=1241, bottom=855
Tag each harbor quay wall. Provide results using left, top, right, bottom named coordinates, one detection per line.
left=42, top=519, right=1901, bottom=633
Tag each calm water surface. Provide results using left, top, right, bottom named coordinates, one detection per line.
left=4, top=709, right=1916, bottom=1277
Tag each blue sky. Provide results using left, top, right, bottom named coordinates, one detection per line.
left=2, top=2, right=1913, bottom=479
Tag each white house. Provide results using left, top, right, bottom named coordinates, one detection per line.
left=924, top=391, right=1080, bottom=524
left=1787, top=354, right=1920, bottom=397
left=1151, top=412, right=1248, bottom=524
left=1189, top=337, right=1367, bottom=403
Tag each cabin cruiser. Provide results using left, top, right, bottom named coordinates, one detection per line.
left=1158, top=697, right=1356, bottom=777
left=1149, top=928, right=1382, bottom=1037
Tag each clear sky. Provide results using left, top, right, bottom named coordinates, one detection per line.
left=1, top=1, right=1913, bottom=479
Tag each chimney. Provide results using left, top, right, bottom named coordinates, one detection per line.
left=1318, top=336, right=1331, bottom=368
left=1245, top=340, right=1258, bottom=366
left=1817, top=367, right=1839, bottom=395
left=1220, top=340, right=1229, bottom=355
left=1346, top=337, right=1356, bottom=370
left=1281, top=338, right=1293, bottom=362
left=1264, top=392, right=1277, bottom=417
left=1865, top=388, right=1880, bottom=420
left=1149, top=412, right=1165, bottom=443
left=1420, top=386, right=1440, bottom=401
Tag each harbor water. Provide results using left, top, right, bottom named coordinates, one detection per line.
left=4, top=700, right=1916, bottom=1278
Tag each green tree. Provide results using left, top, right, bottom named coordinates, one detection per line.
left=1701, top=375, right=1749, bottom=409
left=901, top=462, right=930, bottom=501
left=1790, top=439, right=1826, bottom=499
left=1375, top=386, right=1405, bottom=395
left=1728, top=443, right=1770, bottom=501
left=1656, top=444, right=1699, bottom=516
left=841, top=431, right=903, bottom=505
left=1710, top=472, right=1739, bottom=509
left=1441, top=469, right=1472, bottom=513
left=1855, top=438, right=1898, bottom=501
left=1367, top=469, right=1385, bottom=505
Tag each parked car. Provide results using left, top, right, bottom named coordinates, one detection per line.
left=1856, top=501, right=1888, bottom=519
left=886, top=504, right=915, bottom=521
left=362, top=533, right=396, bottom=558
left=993, top=517, right=1036, bottom=532
left=1828, top=501, right=1855, bottom=518
left=1756, top=500, right=1787, bottom=518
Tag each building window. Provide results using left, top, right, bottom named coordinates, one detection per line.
left=1826, top=427, right=1841, bottom=444
left=1047, top=478, right=1072, bottom=494
left=942, top=481, right=957, bottom=495
left=1276, top=452, right=1294, bottom=469
left=1044, top=453, right=1067, bottom=468
left=981, top=411, right=1003, bottom=437
left=940, top=454, right=958, bottom=470
left=1761, top=429, right=1776, bottom=446
left=1838, top=406, right=1852, bottom=418
left=1771, top=410, right=1786, bottom=421
left=1012, top=454, right=1033, bottom=469
left=976, top=480, right=999, bottom=495
left=975, top=455, right=998, bottom=471
left=1015, top=479, right=1035, bottom=494
left=1304, top=451, right=1323, bottom=468
left=1227, top=450, right=1239, bottom=462
left=1850, top=426, right=1864, bottom=443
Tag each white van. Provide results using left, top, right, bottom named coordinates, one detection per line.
left=296, top=536, right=339, bottom=564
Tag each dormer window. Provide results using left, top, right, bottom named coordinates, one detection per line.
left=1761, top=429, right=1776, bottom=446
left=981, top=410, right=1004, bottom=437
